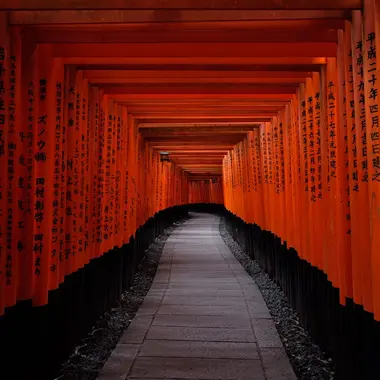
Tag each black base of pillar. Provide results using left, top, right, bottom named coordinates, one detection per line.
left=0, top=205, right=188, bottom=380
left=220, top=208, right=380, bottom=380
left=187, top=203, right=225, bottom=214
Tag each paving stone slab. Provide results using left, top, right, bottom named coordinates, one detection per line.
left=243, top=287, right=267, bottom=300
left=146, top=290, right=166, bottom=297
left=97, top=344, right=140, bottom=380
left=164, top=258, right=227, bottom=264
left=169, top=278, right=240, bottom=284
left=251, top=318, right=283, bottom=348
left=157, top=304, right=248, bottom=316
left=146, top=326, right=256, bottom=342
left=129, top=357, right=265, bottom=380
left=152, top=314, right=251, bottom=329
left=139, top=340, right=260, bottom=359
left=246, top=300, right=272, bottom=319
left=169, top=268, right=232, bottom=273
left=119, top=316, right=154, bottom=344
left=170, top=264, right=230, bottom=269
left=169, top=272, right=235, bottom=276
left=161, top=295, right=248, bottom=306
left=227, top=264, right=247, bottom=270
left=167, top=283, right=243, bottom=290
left=261, top=348, right=297, bottom=379
left=164, top=289, right=245, bottom=297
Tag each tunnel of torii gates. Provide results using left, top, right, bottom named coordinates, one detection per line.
left=2, top=0, right=380, bottom=379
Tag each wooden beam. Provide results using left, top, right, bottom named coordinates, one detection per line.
left=172, top=159, right=224, bottom=162
left=51, top=42, right=336, bottom=58
left=76, top=63, right=324, bottom=71
left=143, top=134, right=251, bottom=138
left=172, top=157, right=225, bottom=159
left=145, top=136, right=247, bottom=142
left=104, top=84, right=298, bottom=95
left=177, top=163, right=222, bottom=166
left=1, top=1, right=361, bottom=10
left=159, top=149, right=230, bottom=153
left=134, top=115, right=277, bottom=120
left=169, top=150, right=228, bottom=153
left=140, top=126, right=256, bottom=133
left=174, top=162, right=224, bottom=165
left=64, top=57, right=328, bottom=64
left=139, top=118, right=272, bottom=126
left=83, top=70, right=311, bottom=79
left=146, top=138, right=248, bottom=143
left=89, top=77, right=305, bottom=85
left=188, top=176, right=222, bottom=180
left=133, top=110, right=278, bottom=115
left=170, top=153, right=226, bottom=154
left=174, top=158, right=224, bottom=160
left=123, top=99, right=289, bottom=106
left=28, top=27, right=339, bottom=43
left=139, top=123, right=262, bottom=129
left=9, top=10, right=351, bottom=24
left=128, top=106, right=284, bottom=112
left=138, top=117, right=271, bottom=124
left=130, top=106, right=285, bottom=113
left=186, top=169, right=222, bottom=171
left=150, top=143, right=235, bottom=147
left=22, top=19, right=347, bottom=36
left=139, top=121, right=262, bottom=126
left=113, top=93, right=292, bottom=99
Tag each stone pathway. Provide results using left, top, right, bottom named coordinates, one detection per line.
left=97, top=213, right=296, bottom=380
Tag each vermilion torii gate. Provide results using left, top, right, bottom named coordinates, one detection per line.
left=3, top=1, right=380, bottom=380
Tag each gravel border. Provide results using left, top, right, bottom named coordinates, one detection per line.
left=56, top=216, right=190, bottom=380
left=219, top=217, right=335, bottom=380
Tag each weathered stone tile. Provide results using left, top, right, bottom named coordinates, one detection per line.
left=97, top=344, right=139, bottom=380
left=129, top=357, right=264, bottom=380
left=119, top=316, right=153, bottom=344
left=146, top=325, right=256, bottom=342
left=161, top=295, right=247, bottom=306
left=261, top=348, right=297, bottom=380
left=157, top=304, right=247, bottom=316
left=252, top=318, right=283, bottom=348
left=139, top=340, right=259, bottom=359
left=152, top=314, right=251, bottom=329
left=246, top=300, right=272, bottom=319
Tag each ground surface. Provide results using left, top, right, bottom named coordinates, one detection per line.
left=96, top=212, right=296, bottom=380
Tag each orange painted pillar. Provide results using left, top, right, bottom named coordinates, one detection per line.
left=48, top=57, right=64, bottom=290
left=344, top=18, right=365, bottom=307
left=260, top=124, right=269, bottom=232
left=17, top=32, right=37, bottom=300
left=0, top=11, right=10, bottom=316
left=364, top=0, right=380, bottom=320
left=3, top=22, right=19, bottom=308
left=278, top=116, right=287, bottom=243
left=298, top=84, right=310, bottom=262
left=253, top=128, right=264, bottom=228
left=283, top=105, right=295, bottom=249
left=10, top=27, right=29, bottom=303
left=337, top=31, right=353, bottom=302
left=290, top=94, right=302, bottom=255
left=31, top=44, right=56, bottom=306
left=305, top=77, right=316, bottom=266
left=121, top=106, right=130, bottom=243
left=324, top=59, right=340, bottom=289
left=311, top=73, right=324, bottom=269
